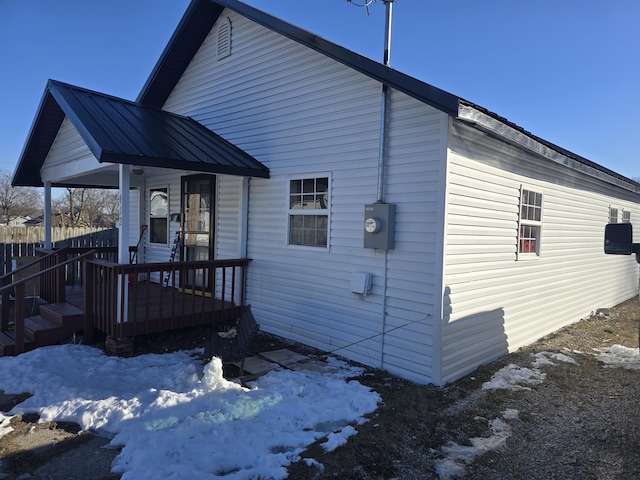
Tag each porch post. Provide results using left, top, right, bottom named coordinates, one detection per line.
left=43, top=181, right=52, bottom=249
left=118, top=165, right=131, bottom=265
left=117, top=165, right=130, bottom=323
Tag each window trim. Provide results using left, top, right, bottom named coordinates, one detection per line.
left=517, top=186, right=543, bottom=260
left=149, top=186, right=169, bottom=246
left=609, top=206, right=619, bottom=224
left=286, top=174, right=331, bottom=250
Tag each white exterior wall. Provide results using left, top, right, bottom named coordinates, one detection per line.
left=41, top=118, right=97, bottom=183
left=41, top=119, right=144, bottom=258
left=162, top=11, right=448, bottom=383
left=379, top=90, right=448, bottom=383
left=441, top=120, right=640, bottom=383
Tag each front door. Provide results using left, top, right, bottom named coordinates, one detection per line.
left=181, top=174, right=215, bottom=290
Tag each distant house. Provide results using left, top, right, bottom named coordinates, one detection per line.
left=23, top=213, right=88, bottom=227
left=3, top=216, right=30, bottom=227
left=11, top=0, right=640, bottom=384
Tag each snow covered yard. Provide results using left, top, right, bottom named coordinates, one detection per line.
left=0, top=344, right=380, bottom=479
left=0, top=297, right=638, bottom=479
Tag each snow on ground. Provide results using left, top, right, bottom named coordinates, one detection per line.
left=437, top=346, right=638, bottom=479
left=597, top=345, right=640, bottom=369
left=0, top=343, right=638, bottom=479
left=0, top=344, right=380, bottom=479
left=436, top=413, right=513, bottom=479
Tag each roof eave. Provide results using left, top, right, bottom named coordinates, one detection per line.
left=100, top=152, right=270, bottom=178
left=137, top=0, right=225, bottom=108
left=457, top=102, right=640, bottom=194
left=215, top=0, right=461, bottom=116
left=11, top=88, right=65, bottom=187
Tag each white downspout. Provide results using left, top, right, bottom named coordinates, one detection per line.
left=378, top=0, right=393, bottom=370
left=238, top=177, right=250, bottom=306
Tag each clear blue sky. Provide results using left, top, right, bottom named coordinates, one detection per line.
left=1, top=0, right=638, bottom=179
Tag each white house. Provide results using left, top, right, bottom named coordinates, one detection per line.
left=3, top=216, right=30, bottom=227
left=12, top=0, right=640, bottom=384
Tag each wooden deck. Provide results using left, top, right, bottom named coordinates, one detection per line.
left=1, top=252, right=250, bottom=355
left=68, top=282, right=241, bottom=338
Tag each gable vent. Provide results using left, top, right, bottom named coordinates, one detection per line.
left=216, top=17, right=232, bottom=60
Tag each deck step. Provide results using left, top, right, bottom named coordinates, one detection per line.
left=0, top=332, right=16, bottom=356
left=39, top=302, right=84, bottom=329
left=25, top=315, right=66, bottom=345
left=0, top=331, right=34, bottom=357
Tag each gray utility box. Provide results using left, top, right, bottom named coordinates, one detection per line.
left=364, top=203, right=396, bottom=250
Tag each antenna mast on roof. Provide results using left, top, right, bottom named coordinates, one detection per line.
left=347, top=0, right=395, bottom=66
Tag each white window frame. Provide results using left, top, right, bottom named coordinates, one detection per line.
left=149, top=186, right=169, bottom=245
left=609, top=206, right=619, bottom=224
left=517, top=186, right=543, bottom=260
left=622, top=210, right=631, bottom=223
left=287, top=174, right=330, bottom=250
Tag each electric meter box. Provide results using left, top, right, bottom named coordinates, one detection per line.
left=364, top=203, right=396, bottom=250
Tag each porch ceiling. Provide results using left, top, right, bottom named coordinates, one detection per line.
left=12, top=80, right=269, bottom=188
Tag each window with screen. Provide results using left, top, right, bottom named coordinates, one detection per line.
left=149, top=187, right=168, bottom=244
left=288, top=176, right=329, bottom=248
left=609, top=207, right=619, bottom=224
left=518, top=188, right=542, bottom=257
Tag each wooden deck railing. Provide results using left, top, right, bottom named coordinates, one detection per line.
left=36, top=246, right=127, bottom=294
left=0, top=249, right=97, bottom=354
left=0, top=248, right=64, bottom=330
left=84, top=258, right=251, bottom=341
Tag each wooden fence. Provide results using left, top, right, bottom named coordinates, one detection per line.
left=0, top=226, right=113, bottom=244
left=0, top=228, right=117, bottom=276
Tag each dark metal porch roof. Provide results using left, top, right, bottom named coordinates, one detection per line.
left=12, top=80, right=269, bottom=187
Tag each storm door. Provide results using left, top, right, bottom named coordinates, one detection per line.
left=180, top=175, right=215, bottom=290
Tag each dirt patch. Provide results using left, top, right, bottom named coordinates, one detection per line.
left=0, top=411, right=119, bottom=480
left=286, top=297, right=640, bottom=479
left=0, top=297, right=639, bottom=479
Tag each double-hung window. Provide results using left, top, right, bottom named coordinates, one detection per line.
left=518, top=188, right=542, bottom=257
left=288, top=176, right=329, bottom=248
left=149, top=187, right=169, bottom=244
left=609, top=207, right=631, bottom=224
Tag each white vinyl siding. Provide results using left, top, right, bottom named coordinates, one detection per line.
left=41, top=118, right=104, bottom=184
left=216, top=175, right=244, bottom=258
left=442, top=120, right=640, bottom=383
left=163, top=11, right=448, bottom=384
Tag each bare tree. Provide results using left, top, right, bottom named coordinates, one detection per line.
left=54, top=187, right=120, bottom=227
left=0, top=170, right=43, bottom=225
